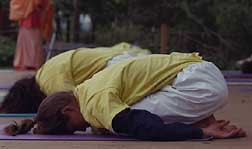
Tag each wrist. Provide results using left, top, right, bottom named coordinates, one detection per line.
left=202, top=128, right=212, bottom=138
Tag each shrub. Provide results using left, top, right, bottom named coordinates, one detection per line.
left=0, top=36, right=16, bottom=67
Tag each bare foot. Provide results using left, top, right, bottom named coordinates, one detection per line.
left=192, top=115, right=216, bottom=128
left=202, top=120, right=247, bottom=139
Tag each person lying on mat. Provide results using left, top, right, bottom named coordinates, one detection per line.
left=4, top=53, right=246, bottom=141
left=0, top=42, right=150, bottom=113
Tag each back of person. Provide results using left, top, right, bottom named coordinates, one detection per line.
left=0, top=43, right=150, bottom=113
left=74, top=52, right=203, bottom=130
left=3, top=52, right=245, bottom=141
left=36, top=43, right=151, bottom=95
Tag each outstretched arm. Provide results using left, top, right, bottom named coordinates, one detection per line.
left=112, top=108, right=245, bottom=141
left=112, top=108, right=203, bottom=141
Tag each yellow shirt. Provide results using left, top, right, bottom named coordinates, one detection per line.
left=74, top=52, right=203, bottom=131
left=36, top=43, right=150, bottom=95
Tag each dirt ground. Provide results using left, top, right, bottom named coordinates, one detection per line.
left=0, top=85, right=251, bottom=149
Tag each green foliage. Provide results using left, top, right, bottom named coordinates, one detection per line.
left=0, top=0, right=9, bottom=7
left=0, top=36, right=15, bottom=67
left=52, top=0, right=252, bottom=69
left=80, top=0, right=128, bottom=26
left=54, top=0, right=73, bottom=16
left=174, top=0, right=252, bottom=69
left=1, top=0, right=252, bottom=69
left=94, top=22, right=143, bottom=46
left=128, top=0, right=182, bottom=26
left=0, top=0, right=10, bottom=13
left=93, top=21, right=160, bottom=53
left=54, top=0, right=128, bottom=25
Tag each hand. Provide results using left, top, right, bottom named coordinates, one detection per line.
left=221, top=124, right=246, bottom=138
left=214, top=120, right=246, bottom=138
left=202, top=120, right=246, bottom=139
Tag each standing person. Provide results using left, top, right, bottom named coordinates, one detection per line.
left=9, top=0, right=54, bottom=70
left=4, top=53, right=246, bottom=140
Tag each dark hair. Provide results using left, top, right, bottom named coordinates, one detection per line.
left=0, top=77, right=46, bottom=113
left=4, top=92, right=75, bottom=136
left=241, top=60, right=252, bottom=73
left=4, top=119, right=35, bottom=136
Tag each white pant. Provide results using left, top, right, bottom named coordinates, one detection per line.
left=106, top=51, right=147, bottom=67
left=131, top=61, right=228, bottom=124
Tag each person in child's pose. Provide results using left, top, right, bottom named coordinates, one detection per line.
left=0, top=42, right=150, bottom=113
left=4, top=53, right=246, bottom=141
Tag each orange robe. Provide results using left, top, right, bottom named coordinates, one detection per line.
left=9, top=0, right=39, bottom=21
left=10, top=0, right=53, bottom=70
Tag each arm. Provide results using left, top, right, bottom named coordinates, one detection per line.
left=112, top=108, right=203, bottom=141
left=112, top=108, right=245, bottom=141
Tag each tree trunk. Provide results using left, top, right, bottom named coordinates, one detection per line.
left=0, top=8, right=3, bottom=29
left=66, top=15, right=71, bottom=42
left=55, top=13, right=62, bottom=40
left=160, top=23, right=169, bottom=54
left=73, top=0, right=80, bottom=42
left=0, top=9, right=11, bottom=36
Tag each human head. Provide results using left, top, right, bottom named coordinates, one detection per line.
left=4, top=92, right=89, bottom=136
left=0, top=77, right=46, bottom=113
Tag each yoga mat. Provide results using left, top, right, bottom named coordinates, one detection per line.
left=238, top=86, right=252, bottom=92
left=227, top=82, right=252, bottom=86
left=0, top=133, right=138, bottom=141
left=222, top=70, right=252, bottom=78
left=0, top=124, right=138, bottom=141
left=0, top=125, right=213, bottom=141
left=0, top=85, right=11, bottom=90
left=226, top=78, right=252, bottom=82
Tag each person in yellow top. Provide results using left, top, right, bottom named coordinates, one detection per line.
left=5, top=52, right=246, bottom=141
left=0, top=42, right=150, bottom=113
